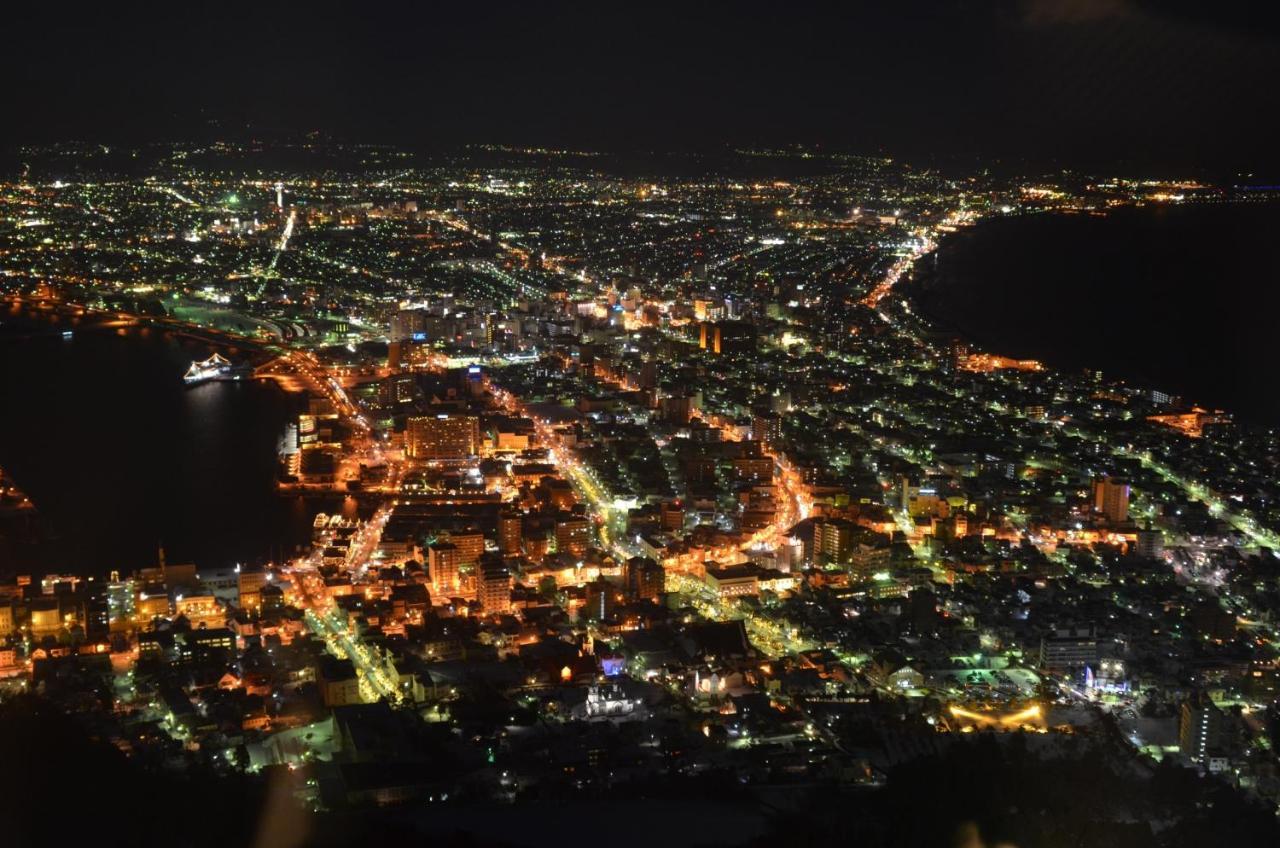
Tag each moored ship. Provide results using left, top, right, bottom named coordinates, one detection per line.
left=183, top=352, right=252, bottom=385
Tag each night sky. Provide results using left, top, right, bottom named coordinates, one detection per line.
left=7, top=1, right=1280, bottom=173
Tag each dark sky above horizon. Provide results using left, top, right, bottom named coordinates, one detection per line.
left=7, top=1, right=1280, bottom=174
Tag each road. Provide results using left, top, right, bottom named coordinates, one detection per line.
left=287, top=505, right=404, bottom=703
left=269, top=209, right=296, bottom=272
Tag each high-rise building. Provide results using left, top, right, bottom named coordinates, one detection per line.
left=428, top=542, right=460, bottom=597
left=899, top=475, right=919, bottom=513
left=479, top=564, right=512, bottom=614
left=659, top=500, right=685, bottom=532
left=555, top=516, right=591, bottom=558
left=1179, top=691, right=1225, bottom=763
left=446, top=532, right=485, bottom=567
left=1135, top=527, right=1164, bottom=560
left=238, top=565, right=269, bottom=611
left=106, top=573, right=136, bottom=630
left=624, top=556, right=665, bottom=601
left=751, top=412, right=782, bottom=447
left=83, top=581, right=110, bottom=639
left=406, top=414, right=480, bottom=459
left=812, top=518, right=855, bottom=565
left=639, top=359, right=658, bottom=390
left=733, top=441, right=774, bottom=482
left=661, top=394, right=696, bottom=424
left=378, top=374, right=418, bottom=405
left=1093, top=477, right=1130, bottom=524
left=699, top=320, right=756, bottom=355
left=498, top=508, right=523, bottom=555
left=692, top=298, right=724, bottom=322
left=466, top=364, right=484, bottom=396
left=584, top=577, right=618, bottom=621
left=390, top=308, right=428, bottom=342
left=1039, top=626, right=1098, bottom=672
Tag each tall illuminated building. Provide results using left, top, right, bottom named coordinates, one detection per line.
left=1179, top=691, right=1224, bottom=763
left=1039, top=626, right=1098, bottom=672
left=406, top=414, right=480, bottom=459
left=1135, top=527, right=1164, bottom=560
left=699, top=320, right=756, bottom=355
left=812, top=518, right=854, bottom=565
left=479, top=563, right=512, bottom=614
left=555, top=516, right=591, bottom=558
left=446, top=532, right=484, bottom=567
left=428, top=542, right=460, bottom=597
left=238, top=565, right=269, bottom=611
left=390, top=309, right=428, bottom=342
left=751, top=411, right=782, bottom=448
left=498, top=508, right=523, bottom=555
left=624, top=556, right=664, bottom=601
left=659, top=500, right=684, bottom=532
left=1093, top=477, right=1130, bottom=524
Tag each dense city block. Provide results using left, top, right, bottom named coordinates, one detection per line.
left=1, top=140, right=1278, bottom=846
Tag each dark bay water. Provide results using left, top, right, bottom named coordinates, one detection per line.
left=0, top=304, right=350, bottom=577
left=911, top=201, right=1280, bottom=424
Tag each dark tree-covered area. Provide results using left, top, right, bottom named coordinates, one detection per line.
left=748, top=734, right=1279, bottom=848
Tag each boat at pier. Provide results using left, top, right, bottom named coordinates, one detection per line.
left=183, top=353, right=252, bottom=385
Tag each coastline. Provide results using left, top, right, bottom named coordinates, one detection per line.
left=0, top=298, right=331, bottom=578
left=897, top=201, right=1280, bottom=425
left=2, top=292, right=279, bottom=357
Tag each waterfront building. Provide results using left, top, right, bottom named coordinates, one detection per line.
left=238, top=565, right=270, bottom=610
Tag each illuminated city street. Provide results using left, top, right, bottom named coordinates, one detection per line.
left=3, top=7, right=1280, bottom=846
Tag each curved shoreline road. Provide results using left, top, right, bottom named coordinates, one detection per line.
left=819, top=208, right=1280, bottom=556
left=4, top=293, right=276, bottom=353
left=5, top=293, right=365, bottom=425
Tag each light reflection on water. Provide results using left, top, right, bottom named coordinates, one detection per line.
left=0, top=308, right=356, bottom=576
